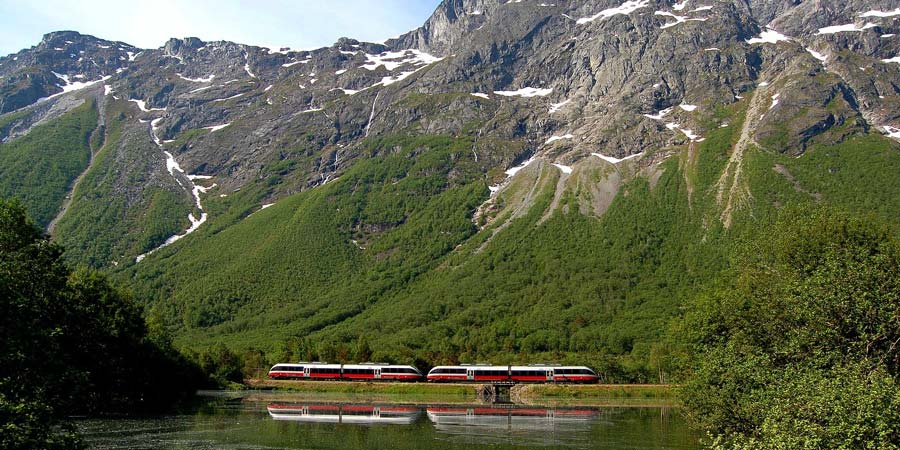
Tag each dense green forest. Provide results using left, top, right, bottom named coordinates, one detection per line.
left=0, top=100, right=97, bottom=228
left=0, top=198, right=205, bottom=449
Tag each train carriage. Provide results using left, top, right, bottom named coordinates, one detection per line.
left=267, top=363, right=309, bottom=380
left=426, top=364, right=510, bottom=382
left=341, top=363, right=422, bottom=381
left=427, top=364, right=599, bottom=384
left=267, top=362, right=422, bottom=382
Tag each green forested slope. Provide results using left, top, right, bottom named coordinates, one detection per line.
left=115, top=100, right=900, bottom=382
left=0, top=100, right=97, bottom=227
left=120, top=135, right=488, bottom=353
left=53, top=100, right=191, bottom=268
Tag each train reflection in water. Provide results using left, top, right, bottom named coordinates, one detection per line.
left=267, top=402, right=597, bottom=433
left=267, top=403, right=422, bottom=425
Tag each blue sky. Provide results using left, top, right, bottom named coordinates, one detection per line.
left=0, top=0, right=441, bottom=56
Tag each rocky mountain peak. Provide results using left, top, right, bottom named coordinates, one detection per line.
left=389, top=0, right=500, bottom=55
left=163, top=37, right=206, bottom=56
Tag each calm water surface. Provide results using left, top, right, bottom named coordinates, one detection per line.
left=79, top=392, right=700, bottom=450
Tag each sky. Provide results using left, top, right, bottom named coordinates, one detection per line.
left=0, top=0, right=441, bottom=56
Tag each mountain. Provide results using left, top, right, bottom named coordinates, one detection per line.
left=1, top=0, right=899, bottom=380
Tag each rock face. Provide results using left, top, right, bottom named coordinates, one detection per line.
left=0, top=0, right=899, bottom=266
left=0, top=31, right=135, bottom=113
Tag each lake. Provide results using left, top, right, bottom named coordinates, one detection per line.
left=78, top=391, right=700, bottom=449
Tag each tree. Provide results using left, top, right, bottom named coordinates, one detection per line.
left=677, top=207, right=900, bottom=448
left=354, top=335, right=373, bottom=362
left=0, top=198, right=202, bottom=447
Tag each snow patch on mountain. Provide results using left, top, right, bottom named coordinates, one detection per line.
left=46, top=72, right=111, bottom=98
left=818, top=23, right=876, bottom=35
left=883, top=126, right=900, bottom=139
left=129, top=99, right=167, bottom=112
left=243, top=51, right=257, bottom=78
left=494, top=87, right=553, bottom=98
left=177, top=73, right=215, bottom=83
left=655, top=11, right=708, bottom=29
left=505, top=156, right=538, bottom=177
left=576, top=0, right=650, bottom=24
left=644, top=107, right=673, bottom=120
left=204, top=123, right=231, bottom=132
left=135, top=115, right=215, bottom=263
left=545, top=134, right=574, bottom=145
left=549, top=99, right=571, bottom=114
left=665, top=122, right=704, bottom=142
left=860, top=8, right=900, bottom=18
left=213, top=93, right=245, bottom=102
left=806, top=48, right=828, bottom=62
left=592, top=152, right=642, bottom=164
left=747, top=28, right=792, bottom=44
left=552, top=163, right=573, bottom=174
left=361, top=49, right=442, bottom=71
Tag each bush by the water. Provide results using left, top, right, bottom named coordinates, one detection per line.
left=676, top=207, right=900, bottom=449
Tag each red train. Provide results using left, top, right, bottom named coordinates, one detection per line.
left=268, top=362, right=600, bottom=384
left=426, top=364, right=599, bottom=384
left=267, top=362, right=422, bottom=381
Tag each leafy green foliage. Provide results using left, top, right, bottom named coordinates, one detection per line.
left=0, top=198, right=203, bottom=447
left=0, top=100, right=97, bottom=227
left=677, top=207, right=900, bottom=448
